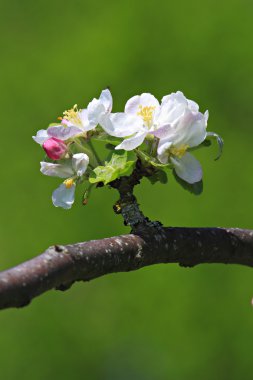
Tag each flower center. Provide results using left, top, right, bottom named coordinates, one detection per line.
left=170, top=144, right=189, bottom=158
left=137, top=105, right=156, bottom=127
left=64, top=178, right=75, bottom=189
left=59, top=105, right=82, bottom=126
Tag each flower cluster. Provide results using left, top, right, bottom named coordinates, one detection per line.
left=33, top=89, right=222, bottom=209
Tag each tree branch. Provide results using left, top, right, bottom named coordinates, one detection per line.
left=0, top=160, right=250, bottom=310
left=1, top=226, right=253, bottom=310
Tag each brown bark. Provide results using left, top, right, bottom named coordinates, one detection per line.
left=0, top=226, right=253, bottom=310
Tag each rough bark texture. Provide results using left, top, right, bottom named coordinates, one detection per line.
left=0, top=227, right=253, bottom=310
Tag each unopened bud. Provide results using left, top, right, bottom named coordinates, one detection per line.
left=43, top=138, right=67, bottom=160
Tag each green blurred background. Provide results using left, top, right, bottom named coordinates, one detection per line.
left=0, top=0, right=253, bottom=378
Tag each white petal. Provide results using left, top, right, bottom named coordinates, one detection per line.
left=87, top=98, right=105, bottom=127
left=72, top=153, right=89, bottom=177
left=161, top=91, right=188, bottom=106
left=176, top=109, right=207, bottom=147
left=125, top=93, right=160, bottom=115
left=188, top=99, right=199, bottom=112
left=157, top=95, right=186, bottom=126
left=204, top=110, right=209, bottom=123
left=78, top=109, right=93, bottom=131
left=151, top=124, right=172, bottom=139
left=115, top=131, right=147, bottom=151
left=99, top=89, right=113, bottom=113
left=157, top=141, right=172, bottom=164
left=171, top=153, right=202, bottom=184
left=47, top=125, right=83, bottom=140
left=52, top=183, right=76, bottom=209
left=40, top=162, right=74, bottom=178
left=100, top=113, right=143, bottom=137
left=32, top=129, right=49, bottom=145
left=159, top=109, right=207, bottom=148
left=125, top=95, right=140, bottom=114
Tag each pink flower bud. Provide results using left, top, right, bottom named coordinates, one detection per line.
left=43, top=138, right=67, bottom=160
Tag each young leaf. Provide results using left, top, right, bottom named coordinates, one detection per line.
left=89, top=151, right=136, bottom=185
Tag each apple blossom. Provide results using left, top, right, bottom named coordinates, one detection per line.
left=157, top=92, right=208, bottom=183
left=40, top=153, right=89, bottom=209
left=100, top=92, right=183, bottom=151
left=33, top=89, right=113, bottom=146
left=33, top=88, right=223, bottom=208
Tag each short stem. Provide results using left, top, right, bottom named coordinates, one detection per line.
left=88, top=140, right=102, bottom=166
left=73, top=138, right=98, bottom=168
left=73, top=138, right=91, bottom=156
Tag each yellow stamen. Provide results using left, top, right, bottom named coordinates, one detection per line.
left=137, top=105, right=156, bottom=127
left=64, top=178, right=75, bottom=189
left=170, top=144, right=189, bottom=158
left=62, top=104, right=82, bottom=125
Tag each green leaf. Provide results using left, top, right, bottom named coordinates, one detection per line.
left=173, top=171, right=203, bottom=195
left=89, top=151, right=136, bottom=185
left=147, top=169, right=168, bottom=185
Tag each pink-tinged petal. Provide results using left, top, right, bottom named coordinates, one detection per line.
left=32, top=129, right=49, bottom=145
left=151, top=124, right=172, bottom=139
left=171, top=153, right=202, bottom=184
left=115, top=131, right=147, bottom=151
left=47, top=125, right=83, bottom=140
left=61, top=119, right=69, bottom=126
left=52, top=183, right=76, bottom=209
left=100, top=113, right=143, bottom=137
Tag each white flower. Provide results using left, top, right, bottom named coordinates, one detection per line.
left=46, top=106, right=92, bottom=141
left=100, top=93, right=175, bottom=151
left=40, top=153, right=89, bottom=209
left=33, top=89, right=113, bottom=144
left=157, top=91, right=208, bottom=184
left=32, top=110, right=89, bottom=144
